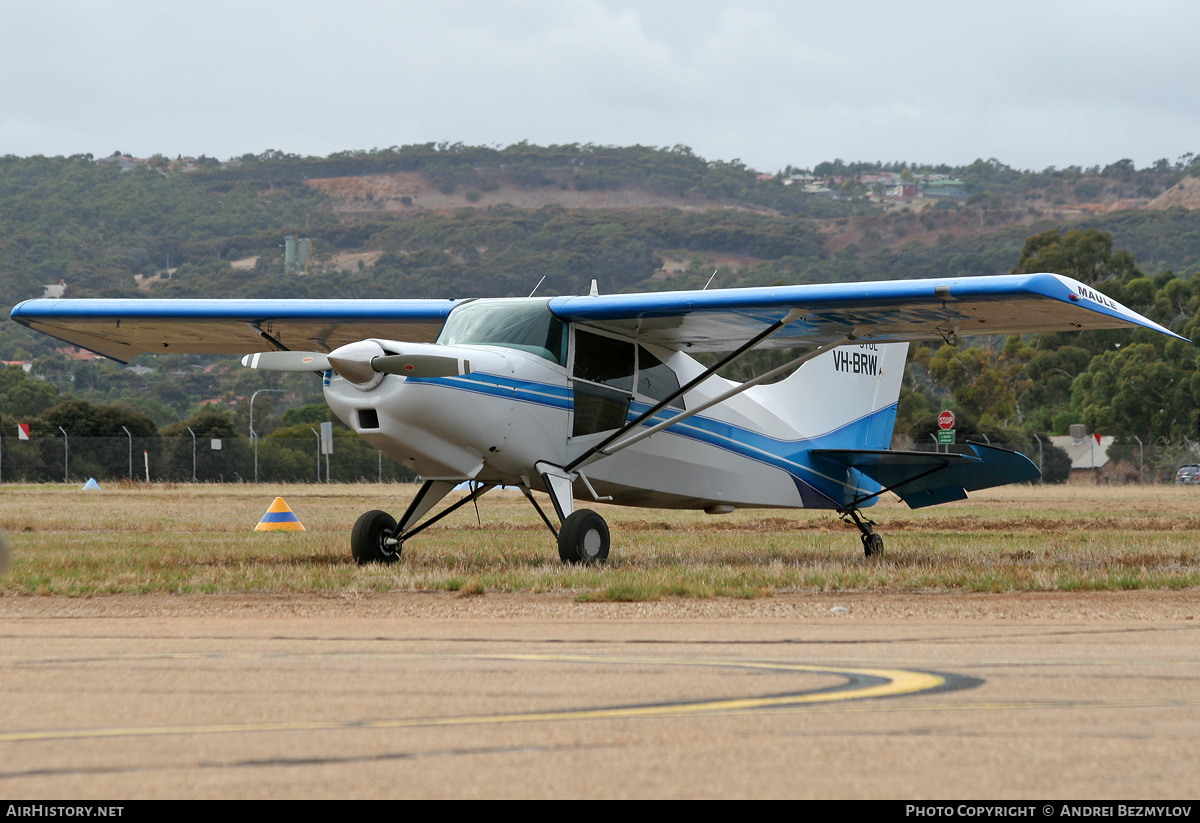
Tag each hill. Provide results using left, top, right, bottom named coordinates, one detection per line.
left=1, top=144, right=1198, bottom=457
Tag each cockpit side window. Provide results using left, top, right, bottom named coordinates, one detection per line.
left=571, top=329, right=634, bottom=437
left=569, top=331, right=686, bottom=437
left=436, top=299, right=566, bottom=365
left=573, top=330, right=635, bottom=391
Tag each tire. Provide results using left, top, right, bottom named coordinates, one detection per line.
left=558, top=509, right=609, bottom=565
left=351, top=509, right=401, bottom=565
left=862, top=532, right=884, bottom=558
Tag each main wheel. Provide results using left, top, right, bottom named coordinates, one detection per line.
left=862, top=532, right=884, bottom=558
left=351, top=509, right=401, bottom=565
left=558, top=509, right=609, bottom=565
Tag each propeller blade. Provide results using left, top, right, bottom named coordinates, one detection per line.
left=373, top=354, right=471, bottom=378
left=241, top=351, right=331, bottom=372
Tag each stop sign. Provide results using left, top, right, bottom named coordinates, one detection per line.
left=938, top=410, right=955, bottom=430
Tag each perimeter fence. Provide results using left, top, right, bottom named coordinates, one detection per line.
left=1, top=434, right=1197, bottom=485
left=0, top=435, right=415, bottom=484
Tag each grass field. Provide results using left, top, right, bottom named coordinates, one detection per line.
left=0, top=482, right=1197, bottom=598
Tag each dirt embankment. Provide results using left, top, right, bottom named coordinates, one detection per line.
left=304, top=171, right=1199, bottom=265
left=305, top=172, right=751, bottom=215
left=1147, top=175, right=1200, bottom=209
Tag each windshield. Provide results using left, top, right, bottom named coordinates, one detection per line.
left=437, top=299, right=567, bottom=365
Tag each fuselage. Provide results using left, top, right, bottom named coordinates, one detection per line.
left=322, top=299, right=908, bottom=512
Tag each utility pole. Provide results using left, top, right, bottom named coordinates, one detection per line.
left=250, top=389, right=284, bottom=483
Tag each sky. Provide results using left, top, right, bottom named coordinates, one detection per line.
left=3, top=0, right=1199, bottom=174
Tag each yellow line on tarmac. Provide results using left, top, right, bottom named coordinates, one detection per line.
left=0, top=654, right=945, bottom=743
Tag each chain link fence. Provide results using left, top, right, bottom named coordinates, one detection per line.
left=2, top=434, right=1197, bottom=486
left=0, top=435, right=416, bottom=484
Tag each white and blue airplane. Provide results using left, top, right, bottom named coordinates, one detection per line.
left=10, top=273, right=1184, bottom=564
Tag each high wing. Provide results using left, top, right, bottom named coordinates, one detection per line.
left=548, top=273, right=1186, bottom=351
left=9, top=298, right=465, bottom=362
left=9, top=273, right=1184, bottom=361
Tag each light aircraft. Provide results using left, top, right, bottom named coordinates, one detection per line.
left=10, top=274, right=1184, bottom=564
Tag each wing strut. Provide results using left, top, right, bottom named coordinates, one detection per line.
left=564, top=308, right=814, bottom=473
left=246, top=322, right=290, bottom=352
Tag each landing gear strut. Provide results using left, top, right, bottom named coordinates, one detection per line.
left=841, top=508, right=884, bottom=558
left=351, top=475, right=610, bottom=566
left=351, top=479, right=492, bottom=565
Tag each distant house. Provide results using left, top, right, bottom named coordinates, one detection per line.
left=924, top=179, right=968, bottom=199
left=53, top=347, right=103, bottom=361
left=802, top=184, right=838, bottom=198
left=200, top=396, right=242, bottom=408
left=860, top=172, right=902, bottom=185
left=782, top=174, right=816, bottom=186
left=95, top=152, right=140, bottom=172
left=885, top=182, right=919, bottom=200
left=1049, top=435, right=1125, bottom=484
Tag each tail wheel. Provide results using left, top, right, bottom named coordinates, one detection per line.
left=862, top=532, right=884, bottom=558
left=558, top=509, right=609, bottom=565
left=351, top=509, right=401, bottom=565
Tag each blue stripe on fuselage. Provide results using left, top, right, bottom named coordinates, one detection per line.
left=407, top=371, right=572, bottom=409
left=404, top=372, right=889, bottom=507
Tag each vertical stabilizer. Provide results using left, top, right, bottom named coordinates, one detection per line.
left=747, top=342, right=908, bottom=448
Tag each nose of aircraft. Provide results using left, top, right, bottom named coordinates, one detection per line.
left=242, top=340, right=475, bottom=386
left=326, top=340, right=386, bottom=385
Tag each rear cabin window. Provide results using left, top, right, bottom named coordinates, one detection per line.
left=637, top=346, right=683, bottom=409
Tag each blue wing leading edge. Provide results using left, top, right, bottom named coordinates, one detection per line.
left=10, top=273, right=1184, bottom=360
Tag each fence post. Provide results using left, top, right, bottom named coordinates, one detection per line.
left=1134, top=435, right=1144, bottom=485
left=1032, top=434, right=1043, bottom=482
left=121, top=425, right=132, bottom=480
left=309, top=428, right=321, bottom=482
left=58, top=426, right=68, bottom=483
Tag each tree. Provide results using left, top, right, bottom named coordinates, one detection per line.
left=1012, top=228, right=1138, bottom=286
left=0, top=365, right=60, bottom=420
left=1070, top=342, right=1195, bottom=444
left=925, top=337, right=1037, bottom=430
left=36, top=397, right=157, bottom=480
left=159, top=409, right=248, bottom=482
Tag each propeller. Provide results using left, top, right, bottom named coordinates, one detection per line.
left=241, top=351, right=330, bottom=371
left=373, top=354, right=471, bottom=378
left=241, top=343, right=472, bottom=384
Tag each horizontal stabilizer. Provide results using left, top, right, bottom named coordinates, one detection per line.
left=812, top=442, right=1040, bottom=509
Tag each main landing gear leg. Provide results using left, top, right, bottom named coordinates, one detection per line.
left=841, top=508, right=884, bottom=558
left=533, top=463, right=610, bottom=566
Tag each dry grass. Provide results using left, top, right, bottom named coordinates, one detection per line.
left=0, top=482, right=1197, bottom=598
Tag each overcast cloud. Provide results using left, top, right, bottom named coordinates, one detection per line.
left=2, top=0, right=1197, bottom=172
